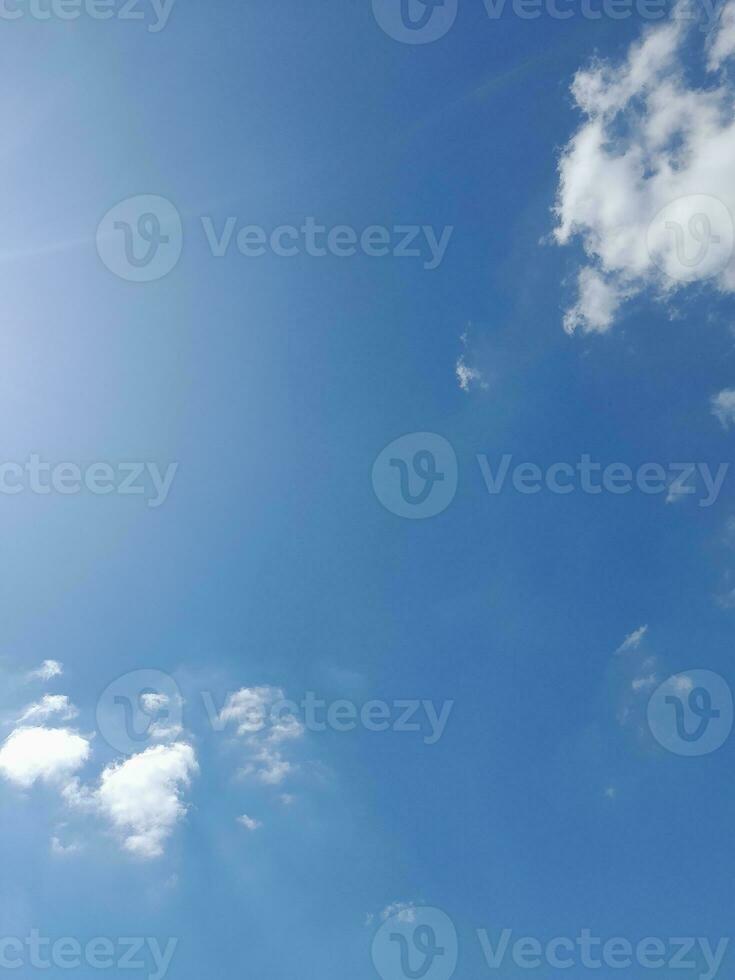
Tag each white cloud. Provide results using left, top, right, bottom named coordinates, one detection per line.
left=616, top=624, right=649, bottom=653
left=237, top=814, right=261, bottom=831
left=455, top=355, right=486, bottom=392
left=50, top=836, right=82, bottom=857
left=0, top=727, right=90, bottom=789
left=672, top=673, right=694, bottom=693
left=16, top=695, right=78, bottom=725
left=666, top=481, right=690, bottom=505
left=631, top=673, right=658, bottom=692
left=94, top=743, right=198, bottom=859
left=455, top=330, right=488, bottom=392
left=563, top=268, right=626, bottom=335
left=712, top=388, right=735, bottom=428
left=218, top=687, right=280, bottom=736
left=365, top=902, right=420, bottom=927
left=27, top=660, right=63, bottom=683
left=554, top=6, right=735, bottom=332
left=221, top=687, right=305, bottom=785
left=380, top=902, right=418, bottom=924
left=141, top=692, right=169, bottom=713
left=709, top=0, right=735, bottom=69
left=240, top=745, right=293, bottom=785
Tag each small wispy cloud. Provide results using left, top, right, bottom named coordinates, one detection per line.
left=671, top=674, right=694, bottom=694
left=381, top=901, right=418, bottom=923
left=615, top=625, right=648, bottom=654
left=17, top=695, right=78, bottom=726
left=455, top=356, right=486, bottom=392
left=631, top=673, right=657, bottom=693
left=27, top=660, right=63, bottom=683
left=455, top=330, right=487, bottom=393
left=50, top=835, right=82, bottom=857
left=237, top=814, right=261, bottom=831
left=712, top=389, right=735, bottom=430
left=666, top=482, right=690, bottom=505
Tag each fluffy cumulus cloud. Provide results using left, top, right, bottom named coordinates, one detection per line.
left=554, top=4, right=735, bottom=333
left=0, top=668, right=308, bottom=860
left=0, top=671, right=198, bottom=859
left=219, top=686, right=305, bottom=785
left=0, top=726, right=90, bottom=789
left=94, top=743, right=198, bottom=859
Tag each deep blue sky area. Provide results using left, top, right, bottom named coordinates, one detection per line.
left=0, top=2, right=734, bottom=979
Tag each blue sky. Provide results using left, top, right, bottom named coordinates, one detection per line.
left=1, top=1, right=735, bottom=978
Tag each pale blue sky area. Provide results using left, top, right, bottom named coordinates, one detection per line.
left=0, top=2, right=734, bottom=979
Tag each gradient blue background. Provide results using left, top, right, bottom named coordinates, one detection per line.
left=0, top=1, right=733, bottom=978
